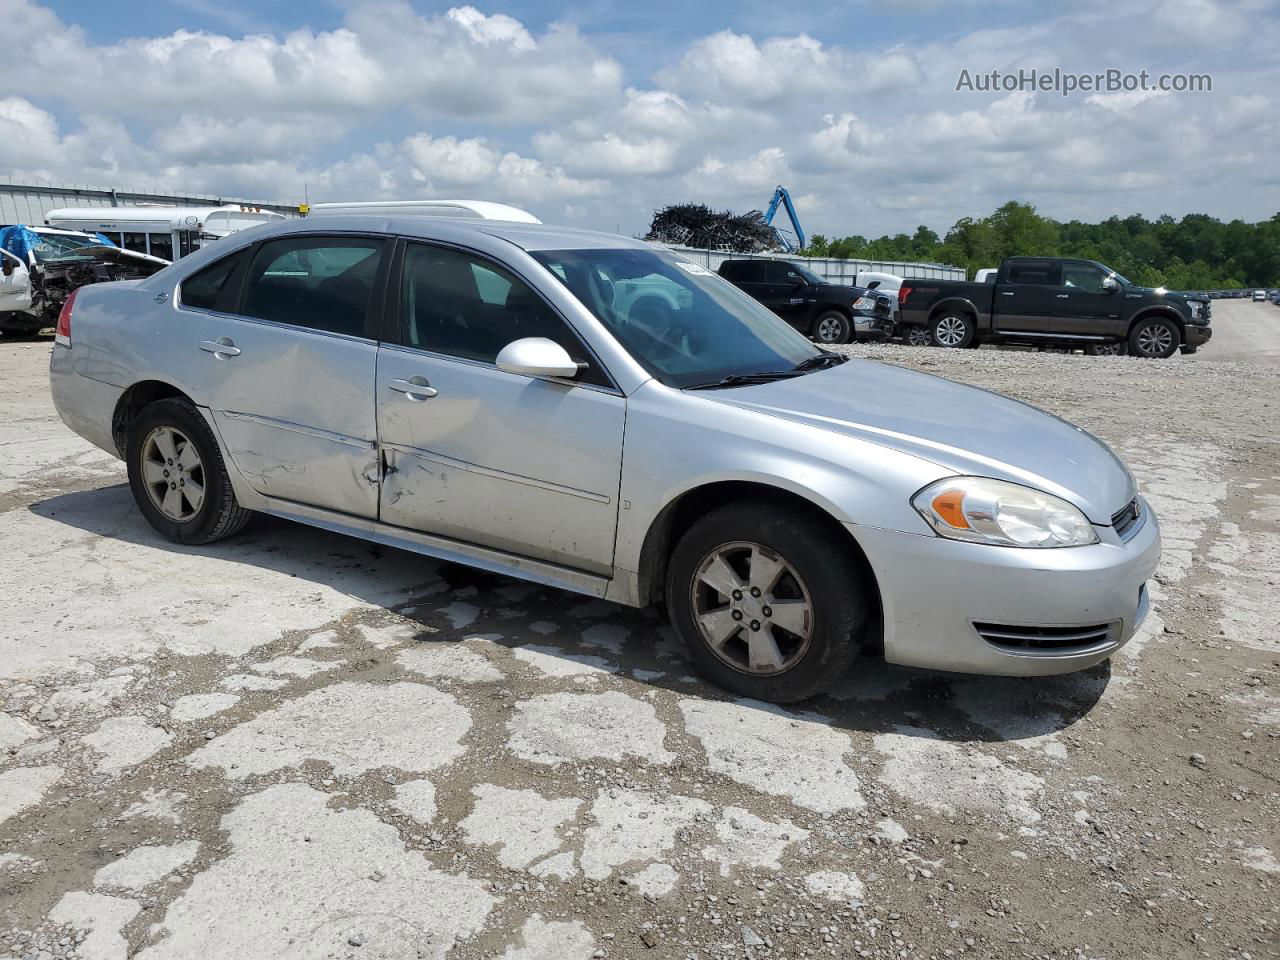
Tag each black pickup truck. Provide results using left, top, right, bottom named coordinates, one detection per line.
left=898, top=257, right=1212, bottom=358
left=717, top=259, right=894, bottom=345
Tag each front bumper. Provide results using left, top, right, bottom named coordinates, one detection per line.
left=1184, top=323, right=1213, bottom=348
left=849, top=497, right=1161, bottom=676
left=853, top=313, right=894, bottom=341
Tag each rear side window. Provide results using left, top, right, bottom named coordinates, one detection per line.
left=719, top=261, right=757, bottom=282
left=1007, top=263, right=1061, bottom=285
left=241, top=236, right=385, bottom=338
left=179, top=249, right=249, bottom=312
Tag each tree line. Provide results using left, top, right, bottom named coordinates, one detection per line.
left=801, top=201, right=1280, bottom=289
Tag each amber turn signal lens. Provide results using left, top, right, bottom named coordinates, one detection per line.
left=931, top=490, right=970, bottom=529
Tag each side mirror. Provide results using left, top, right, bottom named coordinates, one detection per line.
left=496, top=337, right=581, bottom=379
left=1101, top=276, right=1119, bottom=292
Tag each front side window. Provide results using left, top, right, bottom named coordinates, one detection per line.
left=241, top=236, right=384, bottom=337
left=531, top=248, right=821, bottom=388
left=1061, top=264, right=1107, bottom=293
left=179, top=248, right=249, bottom=312
left=401, top=243, right=607, bottom=385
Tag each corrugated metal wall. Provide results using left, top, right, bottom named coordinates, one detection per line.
left=665, top=245, right=966, bottom=282
left=0, top=178, right=299, bottom=225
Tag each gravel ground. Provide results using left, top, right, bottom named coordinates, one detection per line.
left=1, top=301, right=1277, bottom=960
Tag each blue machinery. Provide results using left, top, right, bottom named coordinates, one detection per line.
left=762, top=185, right=806, bottom=252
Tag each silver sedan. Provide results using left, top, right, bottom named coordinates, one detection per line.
left=49, top=215, right=1159, bottom=702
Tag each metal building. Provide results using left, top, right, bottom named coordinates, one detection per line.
left=0, top=178, right=300, bottom=226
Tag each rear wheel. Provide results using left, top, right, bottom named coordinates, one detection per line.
left=905, top=325, right=933, bottom=347
left=812, top=311, right=852, bottom=345
left=1128, top=317, right=1181, bottom=359
left=126, top=398, right=252, bottom=544
left=665, top=500, right=872, bottom=703
left=931, top=311, right=976, bottom=348
left=1087, top=342, right=1128, bottom=357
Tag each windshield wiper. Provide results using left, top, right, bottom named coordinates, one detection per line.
left=685, top=371, right=802, bottom=390
left=792, top=352, right=848, bottom=372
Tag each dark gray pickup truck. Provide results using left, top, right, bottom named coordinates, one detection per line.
left=898, top=257, right=1213, bottom=358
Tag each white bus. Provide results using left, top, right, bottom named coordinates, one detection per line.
left=44, top=204, right=287, bottom=261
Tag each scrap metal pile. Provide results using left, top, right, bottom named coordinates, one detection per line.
left=644, top=203, right=779, bottom=253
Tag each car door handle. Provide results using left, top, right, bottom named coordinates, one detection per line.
left=1056, top=294, right=1070, bottom=299
left=1000, top=291, right=1015, bottom=296
left=388, top=377, right=438, bottom=401
left=199, top=338, right=240, bottom=358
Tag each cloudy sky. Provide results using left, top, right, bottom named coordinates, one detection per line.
left=3, top=0, right=1277, bottom=238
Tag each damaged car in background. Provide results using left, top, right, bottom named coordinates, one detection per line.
left=0, top=225, right=169, bottom=336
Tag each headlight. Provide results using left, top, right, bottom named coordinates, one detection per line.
left=911, top=477, right=1099, bottom=548
left=1188, top=301, right=1202, bottom=318
left=852, top=296, right=875, bottom=311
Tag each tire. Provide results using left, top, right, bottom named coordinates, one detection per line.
left=665, top=500, right=872, bottom=703
left=811, top=311, right=852, bottom=345
left=905, top=325, right=933, bottom=347
left=931, top=311, right=976, bottom=348
left=126, top=398, right=252, bottom=544
left=1128, top=316, right=1181, bottom=359
left=1087, top=342, right=1128, bottom=357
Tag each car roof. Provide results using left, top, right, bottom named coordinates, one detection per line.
left=268, top=214, right=655, bottom=253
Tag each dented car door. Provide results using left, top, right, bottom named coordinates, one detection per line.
left=175, top=236, right=387, bottom=518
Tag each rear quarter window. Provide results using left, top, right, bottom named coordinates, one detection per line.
left=179, top=249, right=249, bottom=312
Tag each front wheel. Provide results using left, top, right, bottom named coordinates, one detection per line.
left=126, top=398, right=253, bottom=544
left=905, top=325, right=933, bottom=347
left=1087, top=342, right=1128, bottom=357
left=665, top=501, right=872, bottom=703
left=1128, top=317, right=1181, bottom=359
left=811, top=311, right=852, bottom=345
left=931, top=312, right=976, bottom=348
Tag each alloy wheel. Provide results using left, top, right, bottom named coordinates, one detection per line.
left=140, top=425, right=205, bottom=522
left=907, top=327, right=932, bottom=347
left=1136, top=325, right=1173, bottom=357
left=690, top=541, right=813, bottom=676
left=817, top=316, right=843, bottom=342
left=935, top=316, right=967, bottom=347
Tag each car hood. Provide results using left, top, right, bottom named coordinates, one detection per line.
left=704, top=359, right=1134, bottom=524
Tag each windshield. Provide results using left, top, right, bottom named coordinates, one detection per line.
left=531, top=248, right=820, bottom=388
left=32, top=232, right=109, bottom=262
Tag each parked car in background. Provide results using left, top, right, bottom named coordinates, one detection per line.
left=717, top=259, right=893, bottom=344
left=897, top=257, right=1212, bottom=358
left=49, top=213, right=1160, bottom=703
left=1253, top=290, right=1267, bottom=301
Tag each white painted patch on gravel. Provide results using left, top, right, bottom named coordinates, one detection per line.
left=94, top=842, right=199, bottom=892
left=805, top=870, right=865, bottom=903
left=1208, top=521, right=1280, bottom=652
left=876, top=818, right=909, bottom=844
left=83, top=716, right=172, bottom=775
left=250, top=656, right=341, bottom=678
left=189, top=682, right=471, bottom=779
left=0, top=486, right=423, bottom=680
left=627, top=861, right=679, bottom=897
left=0, top=765, right=62, bottom=823
left=701, top=806, right=807, bottom=876
left=511, top=645, right=618, bottom=678
left=218, top=673, right=286, bottom=692
left=508, top=691, right=672, bottom=766
left=169, top=693, right=239, bottom=723
left=579, top=623, right=629, bottom=653
left=136, top=784, right=497, bottom=960
left=119, top=789, right=183, bottom=824
left=460, top=784, right=582, bottom=870
left=498, top=915, right=596, bottom=960
left=679, top=698, right=864, bottom=814
left=580, top=788, right=709, bottom=881
left=397, top=642, right=502, bottom=682
left=390, top=780, right=437, bottom=825
left=48, top=891, right=140, bottom=960
left=873, top=726, right=1044, bottom=824
left=296, top=629, right=340, bottom=653
left=440, top=602, right=479, bottom=629
left=0, top=712, right=39, bottom=751
left=950, top=682, right=1068, bottom=760
left=358, top=622, right=423, bottom=649
left=1241, top=845, right=1280, bottom=874
left=529, top=851, right=577, bottom=880
left=46, top=674, right=135, bottom=717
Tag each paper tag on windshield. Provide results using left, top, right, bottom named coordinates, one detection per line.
left=674, top=261, right=713, bottom=276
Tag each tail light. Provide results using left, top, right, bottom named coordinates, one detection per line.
left=898, top=286, right=912, bottom=305
left=55, top=288, right=78, bottom=348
